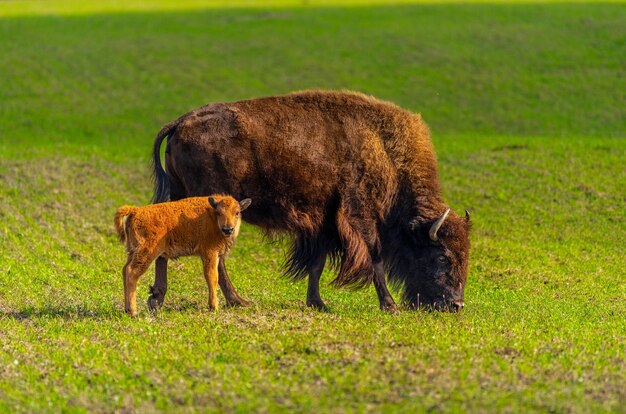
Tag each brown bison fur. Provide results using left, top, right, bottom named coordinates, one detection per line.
left=151, top=90, right=471, bottom=312
left=114, top=195, right=251, bottom=317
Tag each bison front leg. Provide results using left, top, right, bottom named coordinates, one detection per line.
left=218, top=255, right=251, bottom=307
left=373, top=260, right=398, bottom=313
left=147, top=256, right=168, bottom=311
left=203, top=252, right=220, bottom=311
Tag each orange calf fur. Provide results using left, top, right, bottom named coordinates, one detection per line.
left=114, top=195, right=251, bottom=317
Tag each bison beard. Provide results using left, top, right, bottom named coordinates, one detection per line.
left=149, top=90, right=471, bottom=312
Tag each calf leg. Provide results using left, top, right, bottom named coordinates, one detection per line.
left=218, top=256, right=251, bottom=307
left=122, top=257, right=130, bottom=312
left=202, top=252, right=220, bottom=310
left=372, top=259, right=397, bottom=313
left=147, top=256, right=168, bottom=311
left=123, top=250, right=154, bottom=317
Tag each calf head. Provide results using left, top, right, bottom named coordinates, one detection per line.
left=209, top=196, right=252, bottom=238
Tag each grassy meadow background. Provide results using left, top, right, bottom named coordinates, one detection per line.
left=1, top=0, right=625, bottom=411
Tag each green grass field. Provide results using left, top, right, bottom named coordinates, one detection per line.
left=1, top=0, right=625, bottom=412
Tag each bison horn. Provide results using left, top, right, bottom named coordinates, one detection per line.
left=429, top=208, right=450, bottom=242
left=465, top=209, right=470, bottom=222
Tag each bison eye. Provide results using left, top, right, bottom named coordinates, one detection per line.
left=437, top=255, right=447, bottom=264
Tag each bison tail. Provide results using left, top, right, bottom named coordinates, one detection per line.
left=114, top=206, right=135, bottom=243
left=152, top=120, right=178, bottom=204
left=332, top=208, right=374, bottom=289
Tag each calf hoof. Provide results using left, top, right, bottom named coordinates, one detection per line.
left=307, top=299, right=330, bottom=312
left=125, top=309, right=138, bottom=318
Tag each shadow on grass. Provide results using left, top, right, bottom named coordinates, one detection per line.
left=0, top=300, right=208, bottom=320
left=0, top=304, right=118, bottom=320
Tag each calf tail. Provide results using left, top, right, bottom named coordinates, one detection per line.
left=152, top=120, right=178, bottom=204
left=114, top=206, right=136, bottom=243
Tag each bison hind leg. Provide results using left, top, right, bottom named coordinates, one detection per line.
left=284, top=233, right=336, bottom=311
left=284, top=234, right=316, bottom=280
left=283, top=233, right=335, bottom=280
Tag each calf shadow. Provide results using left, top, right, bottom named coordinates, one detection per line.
left=1, top=299, right=208, bottom=321
left=0, top=304, right=119, bottom=321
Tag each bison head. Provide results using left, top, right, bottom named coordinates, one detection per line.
left=400, top=208, right=471, bottom=312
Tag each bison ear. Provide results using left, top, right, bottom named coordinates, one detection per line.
left=239, top=198, right=252, bottom=211
left=208, top=197, right=218, bottom=209
left=408, top=218, right=420, bottom=232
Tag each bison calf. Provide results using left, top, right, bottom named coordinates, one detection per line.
left=114, top=195, right=251, bottom=317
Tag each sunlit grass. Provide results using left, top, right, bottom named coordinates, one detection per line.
left=2, top=0, right=625, bottom=18
left=0, top=0, right=624, bottom=411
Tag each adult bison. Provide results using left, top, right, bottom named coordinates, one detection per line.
left=148, top=90, right=470, bottom=313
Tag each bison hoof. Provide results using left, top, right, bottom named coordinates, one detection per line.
left=147, top=285, right=166, bottom=312
left=147, top=295, right=162, bottom=312
left=380, top=299, right=399, bottom=314
left=225, top=296, right=252, bottom=308
left=307, top=299, right=330, bottom=312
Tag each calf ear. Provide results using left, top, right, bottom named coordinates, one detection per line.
left=239, top=198, right=252, bottom=211
left=208, top=197, right=218, bottom=209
